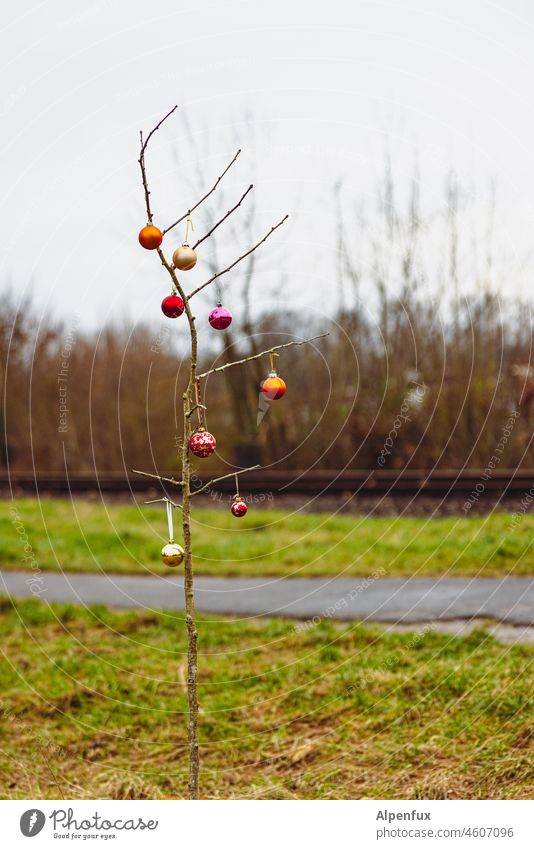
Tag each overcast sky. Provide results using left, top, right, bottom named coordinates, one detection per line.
left=1, top=0, right=533, bottom=329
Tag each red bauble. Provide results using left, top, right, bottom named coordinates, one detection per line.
left=209, top=304, right=233, bottom=330
left=138, top=225, right=163, bottom=250
left=189, top=427, right=216, bottom=458
left=161, top=294, right=185, bottom=318
left=230, top=497, right=248, bottom=517
left=261, top=372, right=286, bottom=400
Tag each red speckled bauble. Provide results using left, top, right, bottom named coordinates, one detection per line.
left=230, top=497, right=248, bottom=517
left=208, top=304, right=233, bottom=330
left=189, top=427, right=216, bottom=458
left=138, top=225, right=163, bottom=250
left=161, top=294, right=185, bottom=318
left=261, top=372, right=286, bottom=400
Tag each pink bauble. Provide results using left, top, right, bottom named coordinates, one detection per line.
left=209, top=304, right=233, bottom=330
left=161, top=294, right=185, bottom=318
left=230, top=498, right=248, bottom=517
left=189, top=428, right=216, bottom=458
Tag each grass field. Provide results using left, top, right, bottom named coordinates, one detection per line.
left=3, top=497, right=534, bottom=577
left=0, top=597, right=532, bottom=799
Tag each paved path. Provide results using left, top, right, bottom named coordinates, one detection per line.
left=1, top=570, right=533, bottom=626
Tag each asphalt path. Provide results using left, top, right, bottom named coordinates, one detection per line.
left=2, top=570, right=533, bottom=626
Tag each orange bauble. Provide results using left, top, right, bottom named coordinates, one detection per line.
left=138, top=225, right=163, bottom=250
left=261, top=373, right=286, bottom=400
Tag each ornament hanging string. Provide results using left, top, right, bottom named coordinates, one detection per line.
left=234, top=472, right=240, bottom=499
left=213, top=223, right=223, bottom=302
left=166, top=498, right=174, bottom=541
left=184, top=214, right=194, bottom=245
left=269, top=351, right=279, bottom=373
left=195, top=379, right=205, bottom=428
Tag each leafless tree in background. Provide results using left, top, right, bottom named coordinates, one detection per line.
left=1, top=146, right=533, bottom=478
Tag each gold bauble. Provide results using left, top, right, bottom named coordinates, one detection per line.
left=172, top=245, right=197, bottom=270
left=161, top=541, right=185, bottom=567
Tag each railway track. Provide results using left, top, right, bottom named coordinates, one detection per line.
left=2, top=470, right=533, bottom=498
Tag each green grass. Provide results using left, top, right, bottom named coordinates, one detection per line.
left=0, top=598, right=531, bottom=799
left=2, top=497, right=534, bottom=578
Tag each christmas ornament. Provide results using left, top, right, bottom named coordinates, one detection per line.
left=209, top=304, right=233, bottom=330
left=172, top=215, right=197, bottom=270
left=230, top=474, right=248, bottom=517
left=173, top=245, right=197, bottom=270
left=230, top=497, right=247, bottom=517
left=161, top=294, right=185, bottom=318
left=160, top=500, right=184, bottom=567
left=161, top=541, right=185, bottom=566
left=189, top=427, right=216, bottom=458
left=139, top=225, right=163, bottom=250
left=261, top=352, right=286, bottom=400
left=188, top=380, right=216, bottom=457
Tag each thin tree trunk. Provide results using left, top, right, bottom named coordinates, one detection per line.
left=135, top=108, right=294, bottom=800
left=181, top=298, right=200, bottom=799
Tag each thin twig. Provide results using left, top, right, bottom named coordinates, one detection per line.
left=139, top=105, right=178, bottom=224
left=162, top=149, right=242, bottom=235
left=144, top=496, right=183, bottom=511
left=192, top=184, right=253, bottom=249
left=186, top=402, right=207, bottom=418
left=132, top=469, right=184, bottom=487
left=187, top=215, right=289, bottom=299
left=197, top=333, right=329, bottom=379
left=191, top=465, right=261, bottom=497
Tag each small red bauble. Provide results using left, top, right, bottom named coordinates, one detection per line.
left=138, top=225, right=163, bottom=250
left=230, top=497, right=248, bottom=517
left=209, top=304, right=233, bottom=330
left=189, top=427, right=216, bottom=458
left=261, top=372, right=286, bottom=400
left=161, top=294, right=185, bottom=318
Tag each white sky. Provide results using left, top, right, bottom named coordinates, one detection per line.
left=1, top=0, right=534, bottom=329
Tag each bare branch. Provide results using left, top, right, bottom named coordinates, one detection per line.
left=192, top=184, right=254, bottom=249
left=139, top=105, right=178, bottom=224
left=186, top=402, right=207, bottom=418
left=154, top=245, right=191, bottom=303
left=187, top=215, right=289, bottom=299
left=162, top=149, right=242, bottom=235
left=132, top=469, right=184, bottom=487
left=197, top=333, right=329, bottom=379
left=144, top=496, right=183, bottom=511
left=191, top=465, right=261, bottom=497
